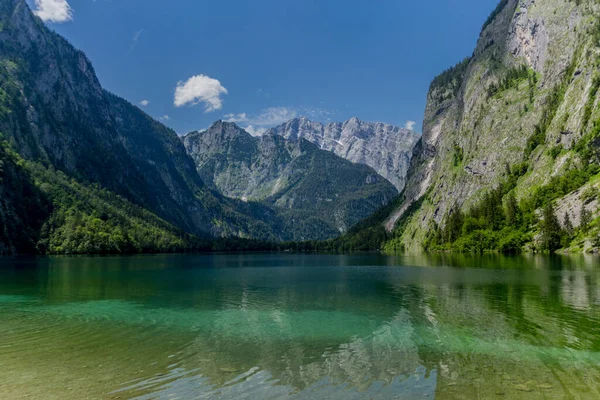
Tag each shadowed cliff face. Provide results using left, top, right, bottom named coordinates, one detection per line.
left=267, top=117, right=420, bottom=192
left=0, top=139, right=51, bottom=254
left=387, top=0, right=600, bottom=251
left=183, top=121, right=399, bottom=240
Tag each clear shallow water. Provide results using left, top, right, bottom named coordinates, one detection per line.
left=1, top=253, right=600, bottom=399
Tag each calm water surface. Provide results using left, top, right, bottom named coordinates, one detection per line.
left=1, top=253, right=600, bottom=399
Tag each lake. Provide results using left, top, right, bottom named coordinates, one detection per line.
left=1, top=253, right=600, bottom=399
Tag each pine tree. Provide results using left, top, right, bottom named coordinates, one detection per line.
left=433, top=223, right=443, bottom=245
left=505, top=191, right=520, bottom=227
left=528, top=75, right=535, bottom=104
left=540, top=202, right=562, bottom=252
left=581, top=207, right=592, bottom=232
left=564, top=212, right=573, bottom=236
left=445, top=206, right=464, bottom=243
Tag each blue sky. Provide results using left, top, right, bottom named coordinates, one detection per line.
left=30, top=0, right=499, bottom=134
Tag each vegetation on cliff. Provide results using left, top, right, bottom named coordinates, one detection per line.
left=382, top=0, right=600, bottom=254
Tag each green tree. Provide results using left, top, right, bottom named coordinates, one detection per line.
left=540, top=202, right=563, bottom=252
left=563, top=212, right=573, bottom=236
left=581, top=207, right=592, bottom=232
left=505, top=191, right=521, bottom=227
left=445, top=206, right=464, bottom=243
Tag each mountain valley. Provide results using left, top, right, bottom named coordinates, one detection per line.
left=1, top=0, right=599, bottom=254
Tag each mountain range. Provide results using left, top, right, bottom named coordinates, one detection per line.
left=183, top=121, right=398, bottom=240
left=267, top=117, right=419, bottom=191
left=1, top=0, right=599, bottom=254
left=0, top=0, right=408, bottom=253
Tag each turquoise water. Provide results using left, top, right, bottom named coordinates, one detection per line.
left=1, top=253, right=600, bottom=399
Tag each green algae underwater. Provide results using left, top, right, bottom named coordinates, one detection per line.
left=1, top=253, right=600, bottom=399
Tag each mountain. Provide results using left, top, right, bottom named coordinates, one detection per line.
left=382, top=0, right=600, bottom=253
left=183, top=121, right=399, bottom=240
left=0, top=0, right=279, bottom=253
left=267, top=117, right=420, bottom=191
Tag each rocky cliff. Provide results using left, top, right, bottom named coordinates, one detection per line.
left=183, top=121, right=398, bottom=240
left=386, top=0, right=600, bottom=252
left=267, top=117, right=420, bottom=191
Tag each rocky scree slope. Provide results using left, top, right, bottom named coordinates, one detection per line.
left=183, top=121, right=399, bottom=240
left=385, top=0, right=600, bottom=253
left=267, top=117, right=420, bottom=192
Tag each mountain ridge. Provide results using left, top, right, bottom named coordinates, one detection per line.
left=183, top=120, right=399, bottom=240
left=266, top=116, right=420, bottom=191
left=0, top=0, right=282, bottom=253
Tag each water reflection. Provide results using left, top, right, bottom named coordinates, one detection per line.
left=0, top=253, right=600, bottom=399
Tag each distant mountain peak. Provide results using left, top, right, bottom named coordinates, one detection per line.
left=198, top=120, right=250, bottom=137
left=266, top=117, right=420, bottom=191
left=182, top=121, right=398, bottom=240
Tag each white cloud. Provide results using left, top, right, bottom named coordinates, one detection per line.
left=160, top=115, right=170, bottom=121
left=139, top=100, right=149, bottom=107
left=255, top=88, right=270, bottom=98
left=174, top=75, right=228, bottom=112
left=243, top=125, right=268, bottom=137
left=304, top=107, right=336, bottom=122
left=224, top=107, right=336, bottom=136
left=404, top=120, right=416, bottom=131
left=129, top=29, right=144, bottom=53
left=33, top=0, right=73, bottom=23
left=224, top=113, right=249, bottom=123
left=225, top=107, right=298, bottom=127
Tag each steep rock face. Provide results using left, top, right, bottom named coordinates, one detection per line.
left=0, top=0, right=131, bottom=181
left=0, top=0, right=279, bottom=241
left=267, top=117, right=420, bottom=191
left=183, top=121, right=398, bottom=239
left=387, top=0, right=600, bottom=250
left=184, top=121, right=280, bottom=200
